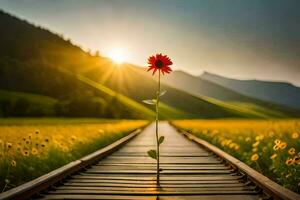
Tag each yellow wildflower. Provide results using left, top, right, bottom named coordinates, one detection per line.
left=270, top=154, right=277, bottom=160
left=31, top=148, right=38, bottom=155
left=274, top=139, right=281, bottom=145
left=285, top=158, right=294, bottom=166
left=229, top=143, right=235, bottom=149
left=251, top=154, right=259, bottom=161
left=234, top=145, right=240, bottom=150
left=10, top=160, right=17, bottom=167
left=293, top=155, right=300, bottom=164
left=22, top=149, right=29, bottom=157
left=71, top=136, right=77, bottom=141
left=6, top=143, right=12, bottom=149
left=252, top=141, right=260, bottom=148
left=273, top=144, right=279, bottom=151
left=292, top=132, right=299, bottom=139
left=288, top=148, right=295, bottom=155
left=255, top=135, right=264, bottom=141
left=279, top=142, right=287, bottom=149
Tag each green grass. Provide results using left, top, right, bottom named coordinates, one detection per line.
left=230, top=102, right=288, bottom=118
left=158, top=102, right=196, bottom=119
left=200, top=96, right=275, bottom=118
left=0, top=89, right=58, bottom=105
left=0, top=89, right=58, bottom=117
left=73, top=72, right=156, bottom=120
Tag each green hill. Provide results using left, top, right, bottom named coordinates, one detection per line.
left=0, top=89, right=57, bottom=116
left=82, top=63, right=252, bottom=118
left=0, top=10, right=247, bottom=119
left=160, top=70, right=300, bottom=118
left=0, top=10, right=157, bottom=119
left=1, top=9, right=298, bottom=119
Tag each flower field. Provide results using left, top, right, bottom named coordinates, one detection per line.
left=0, top=119, right=148, bottom=192
left=172, top=119, right=300, bottom=193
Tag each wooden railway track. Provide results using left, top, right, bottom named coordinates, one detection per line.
left=0, top=122, right=299, bottom=200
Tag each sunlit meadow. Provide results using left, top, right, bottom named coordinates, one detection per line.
left=172, top=119, right=300, bottom=193
left=0, top=119, right=148, bottom=191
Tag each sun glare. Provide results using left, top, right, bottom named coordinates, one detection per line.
left=108, top=48, right=127, bottom=64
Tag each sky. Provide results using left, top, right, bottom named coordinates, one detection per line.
left=0, top=0, right=300, bottom=86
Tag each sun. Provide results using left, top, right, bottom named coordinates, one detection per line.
left=107, top=48, right=127, bottom=64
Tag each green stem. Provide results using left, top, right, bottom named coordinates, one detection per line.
left=156, top=70, right=161, bottom=185
left=255, top=161, right=263, bottom=174
left=1, top=163, right=10, bottom=192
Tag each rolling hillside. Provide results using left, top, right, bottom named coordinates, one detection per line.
left=200, top=72, right=300, bottom=109
left=0, top=89, right=57, bottom=117
left=0, top=10, right=157, bottom=119
left=1, top=9, right=299, bottom=119
left=83, top=64, right=247, bottom=119
left=160, top=70, right=300, bottom=118
left=0, top=10, right=245, bottom=119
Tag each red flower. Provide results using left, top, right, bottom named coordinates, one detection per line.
left=147, top=53, right=173, bottom=75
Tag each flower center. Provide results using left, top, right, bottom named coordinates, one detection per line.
left=155, top=60, right=164, bottom=68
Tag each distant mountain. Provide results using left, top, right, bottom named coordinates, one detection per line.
left=161, top=70, right=300, bottom=118
left=200, top=72, right=300, bottom=109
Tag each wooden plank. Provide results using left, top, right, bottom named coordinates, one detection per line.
left=67, top=179, right=242, bottom=185
left=40, top=194, right=259, bottom=200
left=62, top=182, right=247, bottom=188
left=82, top=170, right=232, bottom=175
left=74, top=174, right=243, bottom=181
left=40, top=195, right=154, bottom=200
left=48, top=190, right=258, bottom=195
left=111, top=154, right=212, bottom=157
left=54, top=186, right=256, bottom=192
left=92, top=165, right=230, bottom=170
left=99, top=158, right=222, bottom=164
left=72, top=172, right=243, bottom=180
